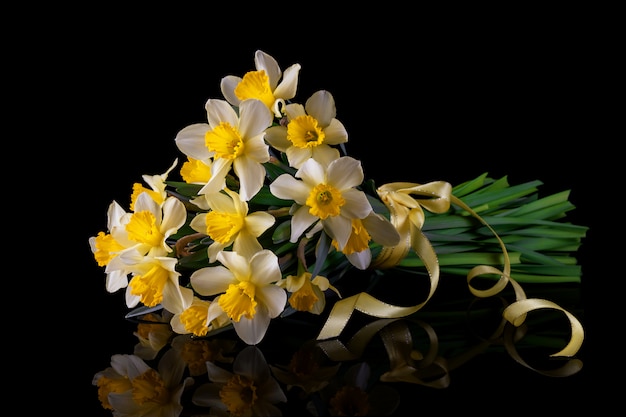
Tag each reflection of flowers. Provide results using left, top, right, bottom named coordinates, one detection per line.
left=170, top=334, right=236, bottom=377
left=93, top=295, right=584, bottom=415
left=192, top=345, right=287, bottom=416
left=316, top=362, right=400, bottom=417
left=133, top=311, right=174, bottom=360
left=270, top=339, right=341, bottom=395
left=93, top=349, right=194, bottom=417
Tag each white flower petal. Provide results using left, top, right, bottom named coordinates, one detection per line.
left=207, top=241, right=228, bottom=264
left=257, top=284, right=287, bottom=318
left=174, top=123, right=212, bottom=160
left=305, top=90, right=336, bottom=126
left=284, top=102, right=306, bottom=120
left=270, top=174, right=310, bottom=204
left=233, top=156, right=266, bottom=201
left=242, top=135, right=271, bottom=163
left=290, top=206, right=319, bottom=242
left=346, top=250, right=371, bottom=270
left=233, top=308, right=271, bottom=345
left=323, top=215, right=353, bottom=250
left=220, top=75, right=243, bottom=106
left=249, top=250, right=282, bottom=285
left=190, top=265, right=234, bottom=296
left=340, top=188, right=373, bottom=219
left=244, top=211, right=276, bottom=236
left=205, top=99, right=238, bottom=128
left=285, top=146, right=312, bottom=169
left=218, top=251, right=251, bottom=279
left=238, top=99, right=273, bottom=137
left=327, top=156, right=364, bottom=190
left=362, top=212, right=401, bottom=246
left=273, top=63, right=301, bottom=100
left=254, top=50, right=281, bottom=89
left=203, top=190, right=235, bottom=212
left=160, top=197, right=187, bottom=237
left=228, top=233, right=258, bottom=263
left=311, top=146, right=341, bottom=168
left=322, top=118, right=349, bottom=145
left=264, top=125, right=290, bottom=152
left=297, top=157, right=326, bottom=185
left=198, top=158, right=231, bottom=195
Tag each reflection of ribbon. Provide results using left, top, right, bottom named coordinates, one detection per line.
left=316, top=181, right=584, bottom=359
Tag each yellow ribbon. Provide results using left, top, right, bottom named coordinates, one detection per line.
left=316, top=181, right=449, bottom=341
left=315, top=180, right=584, bottom=359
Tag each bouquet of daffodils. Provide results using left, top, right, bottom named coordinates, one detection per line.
left=89, top=50, right=587, bottom=358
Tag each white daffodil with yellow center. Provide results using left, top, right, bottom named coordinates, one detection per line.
left=265, top=90, right=348, bottom=169
left=174, top=98, right=273, bottom=201
left=124, top=255, right=189, bottom=312
left=89, top=199, right=138, bottom=293
left=277, top=271, right=341, bottom=315
left=126, top=193, right=187, bottom=257
left=189, top=188, right=276, bottom=263
left=269, top=156, right=373, bottom=251
left=220, top=49, right=301, bottom=118
left=93, top=350, right=193, bottom=417
left=89, top=192, right=186, bottom=294
left=192, top=346, right=287, bottom=415
left=170, top=296, right=231, bottom=338
left=129, top=159, right=178, bottom=211
left=189, top=250, right=286, bottom=345
left=179, top=156, right=213, bottom=184
left=329, top=211, right=401, bottom=270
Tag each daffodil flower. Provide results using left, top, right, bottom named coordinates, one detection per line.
left=123, top=254, right=190, bottom=312
left=131, top=193, right=188, bottom=255
left=93, top=350, right=194, bottom=417
left=130, top=159, right=178, bottom=210
left=269, top=156, right=373, bottom=251
left=265, top=90, right=348, bottom=169
left=192, top=345, right=287, bottom=415
left=179, top=155, right=213, bottom=184
left=174, top=98, right=273, bottom=201
left=89, top=200, right=138, bottom=293
left=276, top=271, right=340, bottom=315
left=330, top=211, right=401, bottom=270
left=170, top=295, right=231, bottom=338
left=170, top=334, right=237, bottom=376
left=325, top=362, right=400, bottom=416
left=89, top=193, right=187, bottom=293
left=220, top=49, right=301, bottom=118
left=189, top=250, right=287, bottom=345
left=189, top=187, right=276, bottom=263
left=269, top=340, right=341, bottom=395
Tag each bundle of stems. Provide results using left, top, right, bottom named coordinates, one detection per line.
left=384, top=173, right=588, bottom=284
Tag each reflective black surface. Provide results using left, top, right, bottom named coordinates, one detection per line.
left=60, top=21, right=604, bottom=415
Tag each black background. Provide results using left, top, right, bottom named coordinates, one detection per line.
left=33, top=9, right=614, bottom=415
